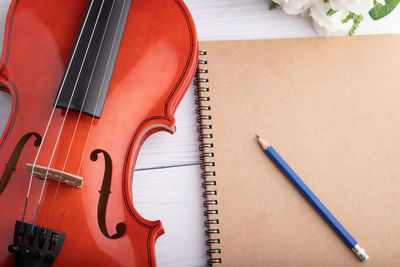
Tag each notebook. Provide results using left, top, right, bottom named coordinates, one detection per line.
left=195, top=35, right=400, bottom=266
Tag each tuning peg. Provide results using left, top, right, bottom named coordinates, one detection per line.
left=8, top=245, right=19, bottom=253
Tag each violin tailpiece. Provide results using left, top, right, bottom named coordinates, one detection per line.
left=8, top=221, right=66, bottom=267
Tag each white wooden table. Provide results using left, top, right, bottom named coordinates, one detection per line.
left=0, top=1, right=399, bottom=266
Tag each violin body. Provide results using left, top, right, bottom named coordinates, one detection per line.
left=0, top=0, right=197, bottom=266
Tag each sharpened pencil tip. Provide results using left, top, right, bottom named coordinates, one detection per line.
left=255, top=135, right=268, bottom=150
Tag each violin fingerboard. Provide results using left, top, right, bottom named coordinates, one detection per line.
left=55, top=0, right=131, bottom=118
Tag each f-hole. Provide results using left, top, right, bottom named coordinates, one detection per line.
left=0, top=132, right=42, bottom=195
left=90, top=149, right=126, bottom=239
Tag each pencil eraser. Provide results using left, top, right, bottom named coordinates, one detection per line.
left=352, top=244, right=369, bottom=262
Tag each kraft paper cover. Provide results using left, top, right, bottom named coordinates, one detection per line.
left=197, top=35, right=400, bottom=266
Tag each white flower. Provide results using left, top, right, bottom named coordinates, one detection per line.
left=271, top=0, right=376, bottom=36
left=272, top=0, right=316, bottom=15
left=309, top=1, right=351, bottom=36
left=329, top=0, right=374, bottom=14
left=309, top=0, right=374, bottom=36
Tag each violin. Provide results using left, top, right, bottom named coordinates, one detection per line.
left=0, top=0, right=197, bottom=266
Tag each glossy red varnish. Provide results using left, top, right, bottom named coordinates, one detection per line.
left=0, top=0, right=198, bottom=266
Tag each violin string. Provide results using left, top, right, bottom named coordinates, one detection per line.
left=29, top=0, right=106, bottom=232
left=57, top=180, right=78, bottom=230
left=56, top=0, right=129, bottom=229
left=20, top=0, right=96, bottom=226
left=44, top=0, right=116, bottom=228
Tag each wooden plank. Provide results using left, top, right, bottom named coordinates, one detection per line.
left=133, top=165, right=207, bottom=267
left=0, top=0, right=11, bottom=54
left=136, top=86, right=202, bottom=170
left=0, top=91, right=10, bottom=136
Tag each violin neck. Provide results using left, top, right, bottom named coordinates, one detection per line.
left=55, top=0, right=131, bottom=118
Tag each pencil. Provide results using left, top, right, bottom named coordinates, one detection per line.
left=255, top=134, right=369, bottom=262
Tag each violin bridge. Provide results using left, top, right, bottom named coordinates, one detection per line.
left=25, top=163, right=83, bottom=188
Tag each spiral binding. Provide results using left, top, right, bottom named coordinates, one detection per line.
left=196, top=50, right=221, bottom=265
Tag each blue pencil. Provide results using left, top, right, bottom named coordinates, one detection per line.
left=255, top=134, right=369, bottom=262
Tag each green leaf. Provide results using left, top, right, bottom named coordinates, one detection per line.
left=327, top=8, right=338, bottom=16
left=342, top=12, right=364, bottom=36
left=369, top=0, right=400, bottom=20
left=269, top=2, right=279, bottom=10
